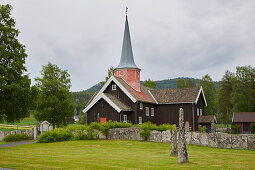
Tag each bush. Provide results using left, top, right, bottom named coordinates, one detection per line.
left=201, top=126, right=207, bottom=133
left=66, top=124, right=87, bottom=131
left=72, top=130, right=87, bottom=140
left=4, top=134, right=32, bottom=142
left=251, top=122, right=255, bottom=134
left=37, top=129, right=73, bottom=143
left=138, top=122, right=175, bottom=140
left=231, top=123, right=240, bottom=134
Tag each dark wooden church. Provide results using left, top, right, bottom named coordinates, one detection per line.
left=83, top=14, right=207, bottom=131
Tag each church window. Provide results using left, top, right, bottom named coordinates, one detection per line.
left=151, top=108, right=154, bottom=116
left=146, top=107, right=149, bottom=116
left=112, top=84, right=116, bottom=90
left=139, top=117, right=142, bottom=124
left=123, top=115, right=127, bottom=123
left=200, top=109, right=202, bottom=116
left=140, top=103, right=143, bottom=110
left=197, top=108, right=199, bottom=116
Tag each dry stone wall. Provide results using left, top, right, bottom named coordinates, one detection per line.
left=106, top=128, right=255, bottom=151
left=0, top=130, right=34, bottom=141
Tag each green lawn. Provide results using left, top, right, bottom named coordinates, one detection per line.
left=0, top=117, right=38, bottom=131
left=0, top=140, right=254, bottom=169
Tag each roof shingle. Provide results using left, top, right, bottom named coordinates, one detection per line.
left=150, top=87, right=201, bottom=104
left=232, top=112, right=255, bottom=123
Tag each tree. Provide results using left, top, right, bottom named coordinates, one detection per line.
left=199, top=74, right=216, bottom=115
left=217, top=71, right=234, bottom=123
left=143, top=79, right=156, bottom=89
left=186, top=79, right=196, bottom=87
left=0, top=5, right=35, bottom=123
left=231, top=66, right=255, bottom=112
left=177, top=79, right=186, bottom=88
left=34, top=62, right=76, bottom=128
left=100, top=66, right=114, bottom=86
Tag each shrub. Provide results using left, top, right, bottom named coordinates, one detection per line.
left=201, top=126, right=207, bottom=133
left=86, top=128, right=99, bottom=140
left=37, top=129, right=73, bottom=143
left=231, top=123, right=240, bottom=134
left=4, top=134, right=32, bottom=142
left=138, top=122, right=175, bottom=140
left=66, top=124, right=87, bottom=131
left=72, top=130, right=87, bottom=140
left=251, top=122, right=255, bottom=134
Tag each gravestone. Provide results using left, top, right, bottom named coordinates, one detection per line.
left=211, top=123, right=216, bottom=133
left=171, top=130, right=177, bottom=156
left=178, top=108, right=189, bottom=163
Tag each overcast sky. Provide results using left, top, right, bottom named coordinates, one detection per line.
left=2, top=0, right=255, bottom=91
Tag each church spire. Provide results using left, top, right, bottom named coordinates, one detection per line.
left=116, top=11, right=139, bottom=69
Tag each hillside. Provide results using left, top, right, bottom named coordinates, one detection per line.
left=86, top=77, right=221, bottom=92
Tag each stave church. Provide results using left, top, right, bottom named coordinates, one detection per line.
left=83, top=14, right=207, bottom=131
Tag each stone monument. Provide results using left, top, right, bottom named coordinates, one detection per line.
left=170, top=129, right=177, bottom=156
left=178, top=108, right=189, bottom=163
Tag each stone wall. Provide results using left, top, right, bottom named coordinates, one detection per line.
left=106, top=128, right=255, bottom=151
left=0, top=130, right=34, bottom=141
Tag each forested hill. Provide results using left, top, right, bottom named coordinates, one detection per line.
left=86, top=77, right=221, bottom=92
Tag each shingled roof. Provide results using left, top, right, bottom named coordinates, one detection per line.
left=115, top=76, right=156, bottom=103
left=149, top=87, right=202, bottom=104
left=104, top=93, right=132, bottom=111
left=232, top=112, right=255, bottom=123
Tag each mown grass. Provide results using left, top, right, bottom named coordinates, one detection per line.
left=0, top=117, right=38, bottom=131
left=0, top=140, right=254, bottom=169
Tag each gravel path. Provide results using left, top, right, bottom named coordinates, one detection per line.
left=0, top=141, right=36, bottom=148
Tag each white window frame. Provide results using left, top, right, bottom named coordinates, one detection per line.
left=200, top=109, right=202, bottom=116
left=197, top=108, right=199, bottom=116
left=112, top=84, right=116, bottom=90
left=140, top=103, right=143, bottom=110
left=139, top=117, right=142, bottom=124
left=145, top=107, right=149, bottom=116
left=123, top=115, right=127, bottom=123
left=151, top=108, right=154, bottom=116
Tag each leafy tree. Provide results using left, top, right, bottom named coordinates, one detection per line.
left=143, top=79, right=156, bottom=89
left=231, top=66, right=255, bottom=112
left=100, top=66, right=114, bottom=86
left=186, top=79, right=196, bottom=87
left=199, top=74, right=216, bottom=115
left=217, top=71, right=234, bottom=123
left=177, top=79, right=186, bottom=88
left=33, top=62, right=76, bottom=128
left=0, top=4, right=36, bottom=123
left=77, top=112, right=87, bottom=125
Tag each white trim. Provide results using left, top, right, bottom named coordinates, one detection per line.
left=83, top=93, right=122, bottom=113
left=148, top=90, right=158, bottom=104
left=232, top=112, right=235, bottom=123
left=123, top=115, right=127, bottom=123
left=151, top=108, right=155, bottom=116
left=93, top=76, right=137, bottom=103
left=195, top=86, right=208, bottom=106
left=145, top=107, right=149, bottom=116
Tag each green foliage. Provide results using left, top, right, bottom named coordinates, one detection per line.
left=217, top=71, right=234, bottom=123
left=0, top=4, right=37, bottom=123
left=143, top=79, right=156, bottom=89
left=72, top=130, right=87, bottom=140
left=231, top=123, right=240, bottom=134
left=138, top=122, right=175, bottom=140
left=177, top=79, right=186, bottom=88
left=37, top=129, right=73, bottom=143
left=100, top=66, right=114, bottom=86
left=72, top=91, right=94, bottom=119
left=33, top=62, right=76, bottom=128
left=201, top=126, right=207, bottom=133
left=200, top=74, right=217, bottom=115
left=4, top=134, right=32, bottom=142
left=251, top=122, right=255, bottom=134
left=186, top=79, right=196, bottom=87
left=77, top=112, right=87, bottom=125
left=231, top=66, right=255, bottom=112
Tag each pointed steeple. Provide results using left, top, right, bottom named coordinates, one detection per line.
left=116, top=15, right=139, bottom=69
